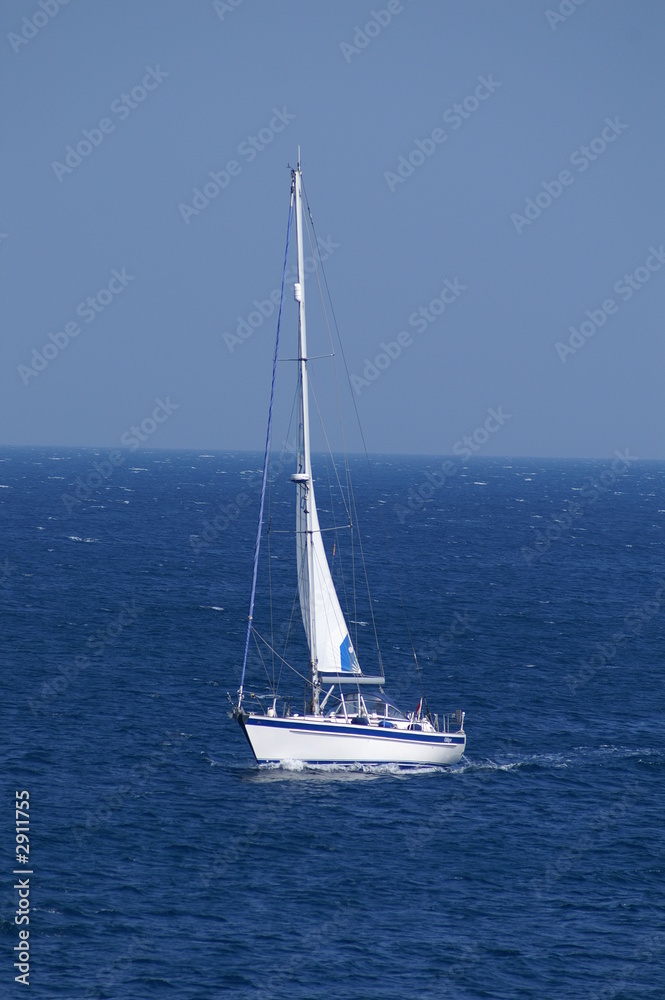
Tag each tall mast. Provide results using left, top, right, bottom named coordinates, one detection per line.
left=293, top=153, right=320, bottom=709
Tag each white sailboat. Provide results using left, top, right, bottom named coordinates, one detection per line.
left=232, top=154, right=466, bottom=767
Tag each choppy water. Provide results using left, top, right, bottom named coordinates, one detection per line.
left=2, top=448, right=664, bottom=998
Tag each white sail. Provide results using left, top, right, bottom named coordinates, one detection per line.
left=293, top=465, right=360, bottom=676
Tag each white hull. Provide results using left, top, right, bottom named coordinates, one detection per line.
left=239, top=714, right=466, bottom=767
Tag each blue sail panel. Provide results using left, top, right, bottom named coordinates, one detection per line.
left=340, top=635, right=360, bottom=673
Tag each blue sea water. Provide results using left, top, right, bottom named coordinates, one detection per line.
left=2, top=447, right=664, bottom=999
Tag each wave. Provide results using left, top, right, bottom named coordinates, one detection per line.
left=449, top=744, right=664, bottom=776
left=251, top=760, right=448, bottom=781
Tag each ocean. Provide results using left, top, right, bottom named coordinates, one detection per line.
left=2, top=447, right=664, bottom=998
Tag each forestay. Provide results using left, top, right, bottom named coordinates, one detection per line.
left=291, top=163, right=361, bottom=681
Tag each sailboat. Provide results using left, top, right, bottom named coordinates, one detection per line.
left=232, top=154, right=466, bottom=767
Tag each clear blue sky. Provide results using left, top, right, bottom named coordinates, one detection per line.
left=2, top=0, right=664, bottom=458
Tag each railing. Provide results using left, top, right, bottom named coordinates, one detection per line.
left=434, top=710, right=465, bottom=734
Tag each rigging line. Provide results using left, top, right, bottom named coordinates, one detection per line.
left=265, top=407, right=276, bottom=689
left=275, top=383, right=298, bottom=478
left=302, top=183, right=361, bottom=652
left=301, top=179, right=335, bottom=357
left=253, top=627, right=312, bottom=687
left=324, top=451, right=351, bottom=626
left=307, top=374, right=352, bottom=524
left=295, top=535, right=312, bottom=664
left=321, top=447, right=354, bottom=651
left=345, top=467, right=382, bottom=670
left=275, top=583, right=301, bottom=694
left=252, top=626, right=275, bottom=694
left=238, top=190, right=294, bottom=705
left=267, top=488, right=275, bottom=689
left=302, top=185, right=346, bottom=479
left=302, top=190, right=429, bottom=711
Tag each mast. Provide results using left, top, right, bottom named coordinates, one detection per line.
left=293, top=153, right=320, bottom=712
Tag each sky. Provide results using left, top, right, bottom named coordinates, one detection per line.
left=2, top=0, right=664, bottom=458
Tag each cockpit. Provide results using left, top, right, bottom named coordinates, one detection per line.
left=327, top=689, right=407, bottom=723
